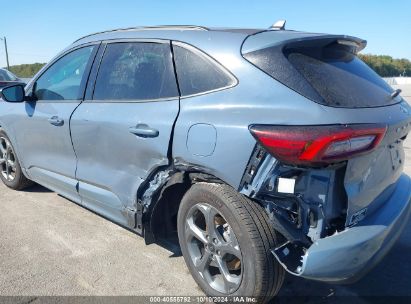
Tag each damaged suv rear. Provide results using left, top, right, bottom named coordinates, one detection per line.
left=1, top=24, right=410, bottom=301
left=240, top=30, right=411, bottom=282
left=170, top=28, right=411, bottom=298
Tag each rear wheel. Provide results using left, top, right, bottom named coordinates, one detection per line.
left=177, top=182, right=284, bottom=301
left=0, top=130, right=32, bottom=190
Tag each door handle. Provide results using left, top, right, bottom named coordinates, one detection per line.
left=48, top=116, right=64, bottom=126
left=129, top=124, right=159, bottom=138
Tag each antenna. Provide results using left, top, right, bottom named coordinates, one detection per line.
left=270, top=20, right=286, bottom=30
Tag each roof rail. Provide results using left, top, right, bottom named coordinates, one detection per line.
left=73, top=25, right=209, bottom=43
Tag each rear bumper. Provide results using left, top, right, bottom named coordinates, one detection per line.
left=272, top=173, right=411, bottom=282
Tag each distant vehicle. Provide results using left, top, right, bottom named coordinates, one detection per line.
left=0, top=68, right=25, bottom=89
left=0, top=24, right=411, bottom=301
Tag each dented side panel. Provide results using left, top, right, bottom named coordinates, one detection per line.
left=70, top=100, right=180, bottom=226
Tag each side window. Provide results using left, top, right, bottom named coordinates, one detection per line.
left=93, top=42, right=178, bottom=100
left=35, top=46, right=95, bottom=100
left=173, top=44, right=236, bottom=96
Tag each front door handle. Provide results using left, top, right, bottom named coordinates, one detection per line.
left=48, top=116, right=64, bottom=126
left=129, top=124, right=159, bottom=138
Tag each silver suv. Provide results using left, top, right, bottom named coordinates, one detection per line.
left=1, top=25, right=410, bottom=301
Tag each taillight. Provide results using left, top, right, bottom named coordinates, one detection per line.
left=249, top=124, right=387, bottom=166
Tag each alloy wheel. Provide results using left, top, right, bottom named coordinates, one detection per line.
left=185, top=203, right=243, bottom=294
left=0, top=137, right=17, bottom=182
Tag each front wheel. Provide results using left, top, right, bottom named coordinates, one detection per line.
left=0, top=130, right=33, bottom=190
left=177, top=183, right=284, bottom=302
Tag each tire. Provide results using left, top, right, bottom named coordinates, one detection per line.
left=0, top=130, right=33, bottom=190
left=177, top=182, right=284, bottom=302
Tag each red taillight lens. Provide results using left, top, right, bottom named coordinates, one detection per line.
left=249, top=124, right=387, bottom=165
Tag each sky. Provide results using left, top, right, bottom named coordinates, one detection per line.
left=0, top=0, right=410, bottom=67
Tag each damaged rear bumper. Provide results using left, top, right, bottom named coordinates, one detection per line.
left=272, top=173, right=411, bottom=283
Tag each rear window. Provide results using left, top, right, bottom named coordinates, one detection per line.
left=243, top=41, right=397, bottom=108
left=173, top=44, right=236, bottom=97
left=0, top=69, right=18, bottom=81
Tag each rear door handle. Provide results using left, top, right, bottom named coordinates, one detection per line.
left=129, top=124, right=159, bottom=138
left=48, top=116, right=64, bottom=126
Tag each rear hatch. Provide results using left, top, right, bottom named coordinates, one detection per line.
left=242, top=30, right=411, bottom=226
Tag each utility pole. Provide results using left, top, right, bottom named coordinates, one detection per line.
left=4, top=37, right=10, bottom=70
left=0, top=36, right=10, bottom=70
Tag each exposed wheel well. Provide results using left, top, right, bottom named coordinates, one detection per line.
left=144, top=171, right=224, bottom=245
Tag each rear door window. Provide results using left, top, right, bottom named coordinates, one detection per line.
left=93, top=42, right=178, bottom=101
left=172, top=44, right=236, bottom=97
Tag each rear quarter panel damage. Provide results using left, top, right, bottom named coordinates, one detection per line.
left=172, top=55, right=329, bottom=190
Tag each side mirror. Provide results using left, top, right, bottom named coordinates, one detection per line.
left=0, top=84, right=26, bottom=103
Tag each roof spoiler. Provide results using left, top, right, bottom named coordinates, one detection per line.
left=242, top=32, right=367, bottom=55
left=283, top=35, right=367, bottom=54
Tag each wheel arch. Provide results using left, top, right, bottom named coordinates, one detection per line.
left=0, top=125, right=29, bottom=178
left=141, top=167, right=226, bottom=245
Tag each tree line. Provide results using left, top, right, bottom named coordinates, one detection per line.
left=7, top=63, right=46, bottom=78
left=358, top=54, right=411, bottom=77
left=3, top=54, right=411, bottom=78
